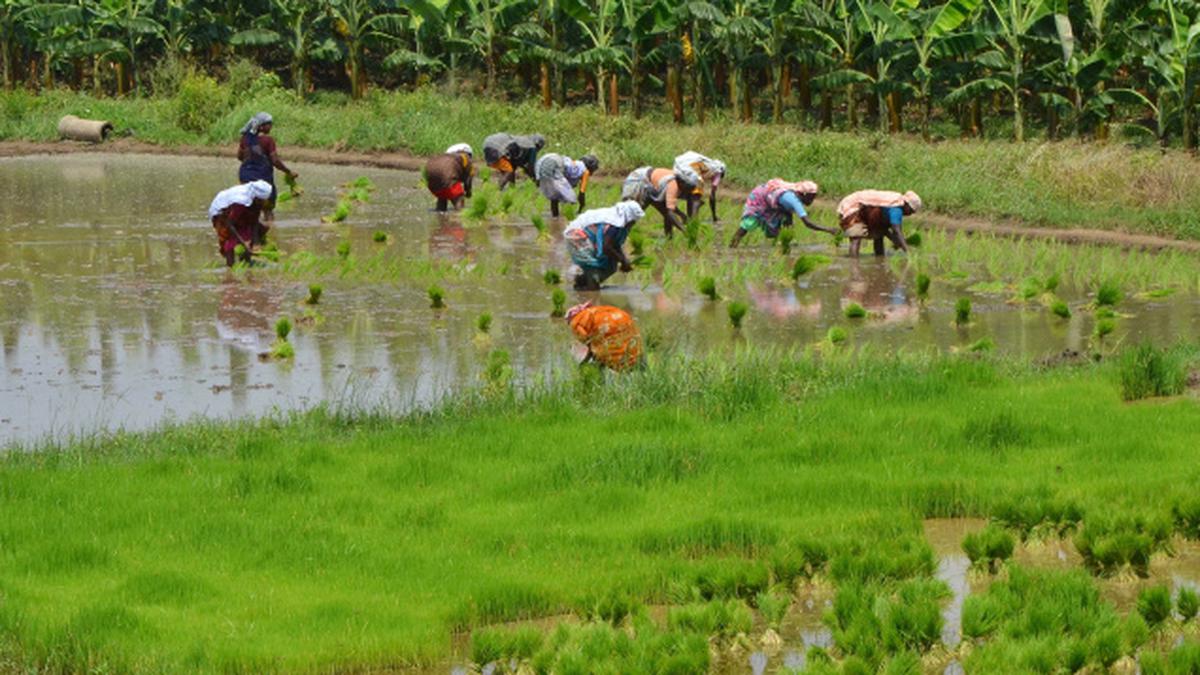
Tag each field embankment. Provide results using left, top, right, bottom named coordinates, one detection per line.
left=5, top=88, right=1200, bottom=242
left=3, top=349, right=1200, bottom=671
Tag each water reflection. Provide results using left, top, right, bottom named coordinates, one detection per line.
left=3, top=153, right=1200, bottom=444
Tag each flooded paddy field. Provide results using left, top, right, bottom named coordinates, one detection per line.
left=4, top=153, right=1200, bottom=445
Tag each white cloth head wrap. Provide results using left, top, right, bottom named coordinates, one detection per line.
left=446, top=143, right=473, bottom=157
left=563, top=200, right=645, bottom=236
left=903, top=191, right=923, bottom=212
left=208, top=180, right=273, bottom=218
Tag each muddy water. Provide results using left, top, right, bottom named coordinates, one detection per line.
left=4, top=154, right=1200, bottom=444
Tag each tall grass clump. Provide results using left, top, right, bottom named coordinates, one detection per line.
left=270, top=317, right=294, bottom=359
left=476, top=312, right=492, bottom=334
left=1118, top=344, right=1188, bottom=401
left=1051, top=300, right=1071, bottom=319
left=915, top=273, right=931, bottom=301
left=844, top=302, right=867, bottom=319
left=428, top=285, right=446, bottom=309
left=484, top=350, right=512, bottom=391
left=755, top=590, right=790, bottom=630
left=1095, top=279, right=1122, bottom=306
left=531, top=213, right=547, bottom=237
left=955, top=298, right=972, bottom=326
left=1094, top=318, right=1116, bottom=340
left=792, top=256, right=815, bottom=280
left=727, top=301, right=748, bottom=329
left=1137, top=585, right=1173, bottom=628
left=470, top=625, right=543, bottom=667
left=304, top=284, right=323, bottom=305
left=466, top=193, right=490, bottom=219
left=372, top=230, right=388, bottom=243
left=542, top=269, right=561, bottom=285
left=335, top=240, right=351, bottom=259
left=962, top=525, right=1016, bottom=573
left=550, top=288, right=566, bottom=317
left=1074, top=511, right=1172, bottom=577
left=698, top=276, right=719, bottom=301
left=1178, top=587, right=1199, bottom=622
left=778, top=228, right=795, bottom=255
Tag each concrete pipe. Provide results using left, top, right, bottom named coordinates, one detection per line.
left=57, top=115, right=114, bottom=143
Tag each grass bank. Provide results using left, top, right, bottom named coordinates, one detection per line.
left=2, top=347, right=1200, bottom=671
left=5, top=87, right=1200, bottom=240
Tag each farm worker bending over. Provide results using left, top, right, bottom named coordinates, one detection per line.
left=620, top=166, right=686, bottom=238
left=730, top=180, right=838, bottom=248
left=208, top=180, right=273, bottom=266
left=564, top=200, right=645, bottom=290
left=565, top=301, right=643, bottom=371
left=673, top=151, right=726, bottom=223
left=237, top=112, right=296, bottom=225
left=424, top=143, right=475, bottom=212
left=482, top=133, right=545, bottom=190
left=535, top=152, right=599, bottom=217
left=837, top=190, right=923, bottom=257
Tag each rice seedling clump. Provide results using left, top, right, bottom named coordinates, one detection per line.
left=1118, top=344, right=1188, bottom=401
left=698, top=276, right=718, bottom=301
left=962, top=525, right=1015, bottom=573
left=305, top=284, right=323, bottom=305
left=955, top=298, right=971, bottom=325
left=727, top=301, right=748, bottom=329
left=428, top=285, right=446, bottom=309
left=844, top=303, right=867, bottom=319
left=550, top=289, right=566, bottom=317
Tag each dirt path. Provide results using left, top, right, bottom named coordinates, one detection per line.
left=5, top=139, right=1199, bottom=253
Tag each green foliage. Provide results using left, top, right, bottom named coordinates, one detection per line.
left=484, top=349, right=512, bottom=390
left=825, top=578, right=949, bottom=666
left=827, top=326, right=849, bottom=344
left=475, top=312, right=492, bottom=334
left=1118, top=344, right=1188, bottom=401
left=778, top=228, right=795, bottom=255
left=327, top=201, right=352, bottom=223
left=628, top=230, right=647, bottom=257
left=335, top=240, right=351, bottom=258
left=844, top=303, right=867, bottom=319
left=962, top=525, right=1015, bottom=573
left=727, top=301, right=748, bottom=329
left=1051, top=300, right=1071, bottom=319
left=698, top=276, right=718, bottom=301
left=542, top=269, right=561, bottom=286
left=755, top=589, right=790, bottom=629
left=1137, top=584, right=1173, bottom=628
left=962, top=410, right=1031, bottom=450
left=427, top=284, right=446, bottom=309
left=305, top=284, right=323, bottom=305
left=992, top=495, right=1083, bottom=540
left=550, top=289, right=566, bottom=317
left=954, top=298, right=971, bottom=325
left=792, top=255, right=816, bottom=280
left=1094, top=318, right=1116, bottom=340
left=372, top=230, right=388, bottom=243
left=270, top=339, right=294, bottom=360
left=668, top=600, right=753, bottom=638
left=531, top=214, right=546, bottom=237
left=274, top=317, right=292, bottom=341
left=174, top=73, right=226, bottom=133
left=1178, top=587, right=1199, bottom=622
left=470, top=625, right=543, bottom=666
left=1096, top=280, right=1122, bottom=306
left=966, top=337, right=995, bottom=353
left=1174, top=498, right=1200, bottom=539
left=915, top=273, right=931, bottom=300
left=465, top=193, right=490, bottom=219
left=904, top=232, right=922, bottom=248
left=1074, top=511, right=1172, bottom=577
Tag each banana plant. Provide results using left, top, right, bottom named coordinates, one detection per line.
left=908, top=0, right=982, bottom=138
left=946, top=0, right=1051, bottom=141
left=325, top=0, right=408, bottom=99
left=811, top=0, right=866, bottom=129
left=564, top=0, right=628, bottom=112
left=1107, top=0, right=1200, bottom=148
left=716, top=0, right=766, bottom=121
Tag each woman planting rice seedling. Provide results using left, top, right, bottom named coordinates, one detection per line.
left=207, top=180, right=273, bottom=266
left=424, top=143, right=475, bottom=212
left=729, top=180, right=838, bottom=248
left=620, top=165, right=687, bottom=237
left=236, top=112, right=297, bottom=226
left=673, top=151, right=726, bottom=223
left=482, top=132, right=545, bottom=190
left=534, top=152, right=599, bottom=217
left=563, top=200, right=645, bottom=290
left=837, top=189, right=923, bottom=258
left=564, top=301, right=642, bottom=371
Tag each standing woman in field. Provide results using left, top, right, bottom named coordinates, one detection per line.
left=424, top=143, right=475, bottom=212
left=620, top=166, right=686, bottom=237
left=535, top=152, right=599, bottom=217
left=673, top=151, right=726, bottom=223
left=208, top=180, right=273, bottom=266
left=729, top=179, right=838, bottom=248
left=237, top=112, right=297, bottom=227
left=482, top=133, right=545, bottom=190
left=837, top=190, right=922, bottom=257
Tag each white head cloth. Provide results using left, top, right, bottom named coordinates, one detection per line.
left=208, top=180, right=273, bottom=218
left=563, top=200, right=645, bottom=236
left=446, top=143, right=473, bottom=157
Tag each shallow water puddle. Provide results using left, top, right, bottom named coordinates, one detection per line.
left=4, top=153, right=1200, bottom=444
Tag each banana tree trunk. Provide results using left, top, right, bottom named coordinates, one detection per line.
left=597, top=66, right=607, bottom=111
left=847, top=84, right=857, bottom=130
left=668, top=63, right=683, bottom=123
left=727, top=62, right=737, bottom=111
left=1184, top=71, right=1195, bottom=151
left=632, top=45, right=643, bottom=118
left=741, top=69, right=753, bottom=122
left=773, top=61, right=784, bottom=123
left=608, top=72, right=619, bottom=115
left=485, top=43, right=496, bottom=94
left=540, top=62, right=551, bottom=108
left=888, top=91, right=901, bottom=133
left=821, top=89, right=833, bottom=128
left=1011, top=47, right=1023, bottom=142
